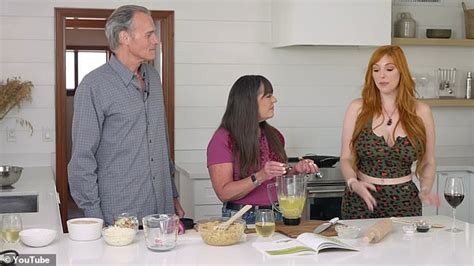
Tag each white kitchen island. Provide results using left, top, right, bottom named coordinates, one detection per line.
left=2, top=215, right=472, bottom=266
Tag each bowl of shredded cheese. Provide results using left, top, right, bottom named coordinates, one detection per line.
left=102, top=226, right=136, bottom=246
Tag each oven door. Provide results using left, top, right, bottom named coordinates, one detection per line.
left=305, top=184, right=346, bottom=220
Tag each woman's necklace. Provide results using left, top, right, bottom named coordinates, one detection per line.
left=382, top=105, right=397, bottom=126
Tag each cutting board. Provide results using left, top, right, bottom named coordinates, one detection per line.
left=245, top=220, right=337, bottom=238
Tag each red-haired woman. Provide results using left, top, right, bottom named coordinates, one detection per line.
left=340, top=45, right=440, bottom=219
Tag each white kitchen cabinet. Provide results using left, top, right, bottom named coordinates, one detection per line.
left=176, top=163, right=222, bottom=221
left=412, top=176, right=437, bottom=216
left=436, top=171, right=471, bottom=223
left=272, top=0, right=391, bottom=47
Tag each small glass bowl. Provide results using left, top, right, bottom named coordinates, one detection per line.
left=335, top=224, right=361, bottom=239
left=415, top=220, right=431, bottom=233
left=113, top=213, right=139, bottom=233
left=402, top=223, right=417, bottom=235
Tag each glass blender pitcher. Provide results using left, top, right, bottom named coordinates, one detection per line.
left=267, top=175, right=307, bottom=225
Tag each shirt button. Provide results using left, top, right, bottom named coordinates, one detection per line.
left=151, top=158, right=154, bottom=161
left=149, top=139, right=152, bottom=143
left=153, top=176, right=156, bottom=180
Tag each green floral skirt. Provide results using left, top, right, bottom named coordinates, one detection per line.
left=341, top=181, right=421, bottom=219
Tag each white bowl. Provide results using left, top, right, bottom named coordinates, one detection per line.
left=67, top=218, right=104, bottom=241
left=102, top=226, right=136, bottom=246
left=20, top=228, right=57, bottom=247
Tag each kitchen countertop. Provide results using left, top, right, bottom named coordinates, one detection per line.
left=0, top=167, right=62, bottom=232
left=2, top=215, right=472, bottom=265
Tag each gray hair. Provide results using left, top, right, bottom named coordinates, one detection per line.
left=105, top=5, right=151, bottom=51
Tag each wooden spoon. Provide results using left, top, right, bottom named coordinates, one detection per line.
left=216, top=205, right=252, bottom=230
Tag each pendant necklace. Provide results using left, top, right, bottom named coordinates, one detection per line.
left=382, top=106, right=397, bottom=126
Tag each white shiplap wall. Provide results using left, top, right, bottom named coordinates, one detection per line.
left=0, top=0, right=473, bottom=167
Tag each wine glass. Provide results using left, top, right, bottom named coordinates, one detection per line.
left=255, top=209, right=275, bottom=237
left=1, top=214, right=23, bottom=243
left=444, top=177, right=464, bottom=233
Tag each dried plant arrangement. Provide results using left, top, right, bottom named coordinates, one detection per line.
left=0, top=77, right=34, bottom=135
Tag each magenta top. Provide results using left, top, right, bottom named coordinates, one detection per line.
left=207, top=127, right=285, bottom=205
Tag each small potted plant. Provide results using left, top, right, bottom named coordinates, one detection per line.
left=0, top=77, right=34, bottom=135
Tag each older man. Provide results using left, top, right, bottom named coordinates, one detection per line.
left=68, top=5, right=184, bottom=225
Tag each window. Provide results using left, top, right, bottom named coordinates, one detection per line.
left=66, top=50, right=109, bottom=95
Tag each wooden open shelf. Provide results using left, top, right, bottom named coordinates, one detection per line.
left=420, top=98, right=474, bottom=107
left=392, top=37, right=474, bottom=107
left=392, top=38, right=474, bottom=47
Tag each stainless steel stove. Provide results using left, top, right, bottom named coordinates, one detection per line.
left=288, top=155, right=346, bottom=220
left=305, top=165, right=346, bottom=220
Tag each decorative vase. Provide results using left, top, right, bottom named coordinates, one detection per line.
left=395, top=12, right=416, bottom=38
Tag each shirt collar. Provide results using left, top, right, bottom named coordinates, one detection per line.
left=109, top=55, right=146, bottom=87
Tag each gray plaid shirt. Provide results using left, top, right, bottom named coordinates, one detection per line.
left=68, top=55, right=178, bottom=225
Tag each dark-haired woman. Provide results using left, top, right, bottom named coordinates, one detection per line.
left=207, top=75, right=319, bottom=224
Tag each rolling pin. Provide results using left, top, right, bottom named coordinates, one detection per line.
left=363, top=218, right=393, bottom=243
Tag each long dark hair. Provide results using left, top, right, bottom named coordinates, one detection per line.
left=220, top=75, right=287, bottom=178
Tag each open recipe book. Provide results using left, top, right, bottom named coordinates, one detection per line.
left=252, top=233, right=359, bottom=256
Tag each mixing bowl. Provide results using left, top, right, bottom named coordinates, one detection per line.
left=196, top=217, right=246, bottom=246
left=0, top=165, right=23, bottom=186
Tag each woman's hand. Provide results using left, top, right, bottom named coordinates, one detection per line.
left=257, top=161, right=287, bottom=182
left=293, top=159, right=319, bottom=174
left=419, top=190, right=440, bottom=207
left=351, top=181, right=378, bottom=212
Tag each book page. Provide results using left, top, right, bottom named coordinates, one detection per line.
left=296, top=233, right=359, bottom=252
left=252, top=234, right=359, bottom=256
left=252, top=238, right=316, bottom=256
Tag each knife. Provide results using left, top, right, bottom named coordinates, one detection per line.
left=313, top=217, right=339, bottom=234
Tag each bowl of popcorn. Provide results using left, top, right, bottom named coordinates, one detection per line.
left=102, top=226, right=136, bottom=246
left=196, top=217, right=246, bottom=246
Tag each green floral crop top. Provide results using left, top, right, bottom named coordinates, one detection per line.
left=354, top=120, right=417, bottom=178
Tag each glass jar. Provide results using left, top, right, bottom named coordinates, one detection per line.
left=395, top=12, right=416, bottom=38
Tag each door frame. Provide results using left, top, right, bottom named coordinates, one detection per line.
left=54, top=8, right=175, bottom=231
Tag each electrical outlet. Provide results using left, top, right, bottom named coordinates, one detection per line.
left=6, top=127, right=16, bottom=142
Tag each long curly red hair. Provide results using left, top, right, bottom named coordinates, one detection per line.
left=350, top=45, right=426, bottom=177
